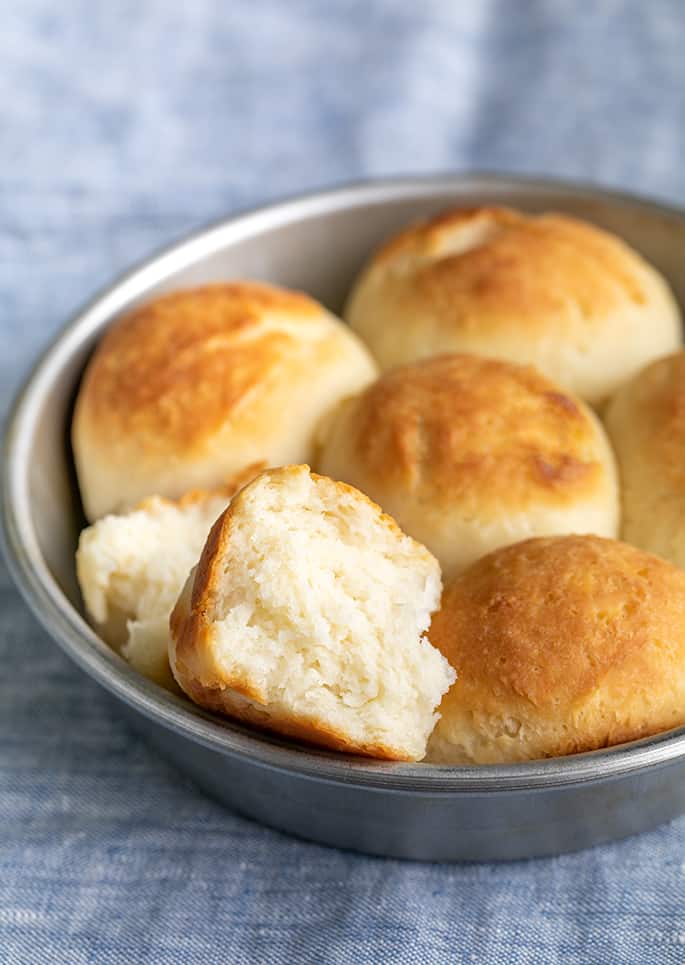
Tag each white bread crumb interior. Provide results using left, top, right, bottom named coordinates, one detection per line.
left=170, top=466, right=455, bottom=760
left=77, top=490, right=231, bottom=689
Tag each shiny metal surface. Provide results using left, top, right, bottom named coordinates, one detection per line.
left=4, top=174, right=685, bottom=860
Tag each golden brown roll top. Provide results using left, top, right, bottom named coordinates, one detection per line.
left=427, top=535, right=685, bottom=764
left=345, top=206, right=681, bottom=405
left=317, top=354, right=619, bottom=578
left=605, top=349, right=685, bottom=570
left=73, top=281, right=378, bottom=520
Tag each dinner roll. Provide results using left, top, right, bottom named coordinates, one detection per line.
left=76, top=468, right=259, bottom=688
left=73, top=282, right=378, bottom=521
left=317, top=354, right=619, bottom=579
left=345, top=206, right=681, bottom=405
left=427, top=535, right=685, bottom=764
left=605, top=349, right=685, bottom=568
left=170, top=465, right=454, bottom=761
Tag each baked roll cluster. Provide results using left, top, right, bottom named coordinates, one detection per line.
left=74, top=207, right=685, bottom=764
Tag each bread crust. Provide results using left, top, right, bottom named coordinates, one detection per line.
left=73, top=282, right=378, bottom=520
left=427, top=535, right=685, bottom=763
left=605, top=350, right=685, bottom=570
left=77, top=284, right=322, bottom=454
left=321, top=354, right=610, bottom=511
left=346, top=206, right=681, bottom=404
left=318, top=354, right=619, bottom=577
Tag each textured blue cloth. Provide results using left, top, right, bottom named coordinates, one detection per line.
left=2, top=2, right=685, bottom=962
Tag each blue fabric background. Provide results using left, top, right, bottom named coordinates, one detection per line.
left=2, top=2, right=685, bottom=961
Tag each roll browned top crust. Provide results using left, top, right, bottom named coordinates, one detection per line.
left=605, top=349, right=685, bottom=570
left=427, top=534, right=685, bottom=764
left=317, top=354, right=619, bottom=579
left=73, top=282, right=378, bottom=520
left=345, top=206, right=681, bottom=405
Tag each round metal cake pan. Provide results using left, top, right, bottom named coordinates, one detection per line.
left=4, top=174, right=685, bottom=862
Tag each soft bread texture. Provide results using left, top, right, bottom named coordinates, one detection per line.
left=605, top=350, right=685, bottom=568
left=73, top=282, right=378, bottom=520
left=345, top=206, right=681, bottom=405
left=427, top=535, right=685, bottom=764
left=75, top=470, right=260, bottom=688
left=170, top=465, right=454, bottom=761
left=317, top=354, right=619, bottom=579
